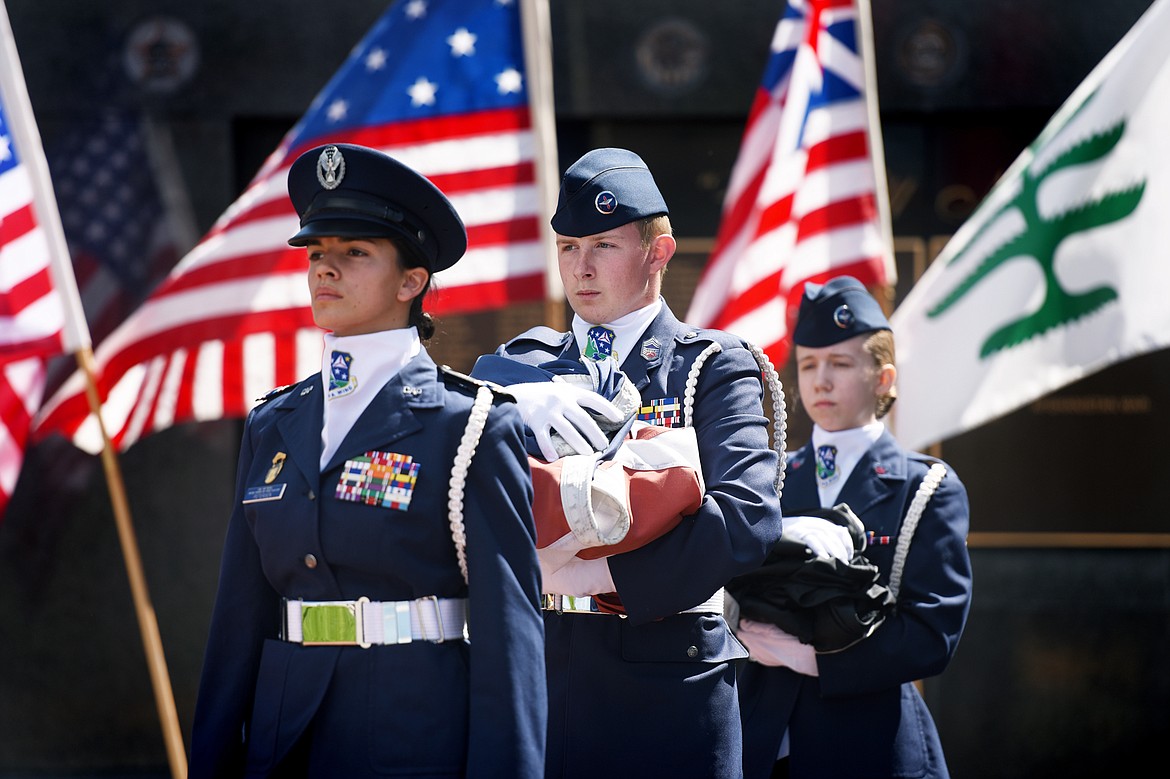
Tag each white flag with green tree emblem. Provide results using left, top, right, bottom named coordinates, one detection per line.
left=889, top=0, right=1170, bottom=451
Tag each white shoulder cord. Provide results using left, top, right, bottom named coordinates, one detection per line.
left=681, top=342, right=722, bottom=429
left=887, top=462, right=947, bottom=602
left=448, top=385, right=494, bottom=585
left=680, top=341, right=788, bottom=498
left=746, top=342, right=788, bottom=498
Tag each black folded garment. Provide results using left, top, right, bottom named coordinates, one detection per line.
left=727, top=504, right=895, bottom=653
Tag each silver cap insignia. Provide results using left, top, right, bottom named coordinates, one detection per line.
left=316, top=145, right=346, bottom=190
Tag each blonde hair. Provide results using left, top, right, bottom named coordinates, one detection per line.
left=637, top=214, right=673, bottom=247
left=637, top=215, right=673, bottom=281
left=863, top=329, right=897, bottom=418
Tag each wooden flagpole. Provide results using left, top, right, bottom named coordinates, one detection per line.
left=855, top=0, right=897, bottom=314
left=76, top=349, right=188, bottom=779
left=519, top=0, right=564, bottom=331
left=855, top=0, right=909, bottom=449
left=0, top=3, right=187, bottom=775
left=15, top=141, right=191, bottom=779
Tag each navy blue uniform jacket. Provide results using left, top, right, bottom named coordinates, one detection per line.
left=190, top=351, right=546, bottom=778
left=738, top=430, right=973, bottom=779
left=488, top=303, right=783, bottom=779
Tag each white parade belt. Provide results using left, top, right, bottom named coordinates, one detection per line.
left=282, top=596, right=468, bottom=647
left=540, top=588, right=725, bottom=617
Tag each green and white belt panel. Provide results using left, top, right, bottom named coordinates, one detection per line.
left=283, top=596, right=468, bottom=647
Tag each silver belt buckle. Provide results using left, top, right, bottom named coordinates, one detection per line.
left=415, top=595, right=446, bottom=642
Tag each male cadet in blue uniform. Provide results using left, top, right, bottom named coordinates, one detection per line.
left=735, top=277, right=973, bottom=779
left=475, top=148, right=784, bottom=778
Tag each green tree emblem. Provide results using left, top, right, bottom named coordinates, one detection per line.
left=927, top=120, right=1145, bottom=357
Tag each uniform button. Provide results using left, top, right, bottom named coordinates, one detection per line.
left=303, top=554, right=318, bottom=569
left=307, top=490, right=316, bottom=501
left=687, top=645, right=698, bottom=658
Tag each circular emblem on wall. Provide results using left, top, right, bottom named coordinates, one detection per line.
left=635, top=17, right=709, bottom=95
left=123, top=17, right=200, bottom=94
left=895, top=17, right=965, bottom=89
left=595, top=190, right=617, bottom=214
left=317, top=145, right=346, bottom=190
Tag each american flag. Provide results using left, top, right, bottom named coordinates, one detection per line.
left=49, top=112, right=183, bottom=350
left=0, top=4, right=88, bottom=518
left=35, top=0, right=547, bottom=454
left=685, top=0, right=895, bottom=368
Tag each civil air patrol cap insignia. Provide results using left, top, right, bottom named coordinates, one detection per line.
left=832, top=304, right=855, bottom=329
left=551, top=148, right=668, bottom=237
left=287, top=143, right=468, bottom=273
left=793, top=275, right=891, bottom=347
left=595, top=190, right=617, bottom=214
left=316, top=145, right=345, bottom=190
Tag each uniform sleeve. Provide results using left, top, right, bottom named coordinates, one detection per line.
left=815, top=464, right=973, bottom=696
left=189, top=413, right=282, bottom=779
left=464, top=400, right=546, bottom=779
left=608, top=342, right=784, bottom=623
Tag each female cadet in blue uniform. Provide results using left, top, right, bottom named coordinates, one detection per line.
left=189, top=143, right=546, bottom=778
left=735, top=276, right=973, bottom=779
left=473, top=148, right=784, bottom=779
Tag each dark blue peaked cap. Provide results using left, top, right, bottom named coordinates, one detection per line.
left=287, top=143, right=467, bottom=273
left=793, top=276, right=891, bottom=347
left=550, top=148, right=669, bottom=237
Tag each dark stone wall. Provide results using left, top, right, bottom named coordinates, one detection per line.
left=1, top=1, right=1165, bottom=775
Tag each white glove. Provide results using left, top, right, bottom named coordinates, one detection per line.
left=736, top=618, right=819, bottom=676
left=539, top=555, right=616, bottom=596
left=782, top=515, right=855, bottom=562
left=506, top=381, right=624, bottom=461
left=535, top=539, right=580, bottom=578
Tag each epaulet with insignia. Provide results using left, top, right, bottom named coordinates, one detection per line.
left=677, top=326, right=742, bottom=350
left=255, top=383, right=297, bottom=404
left=503, top=325, right=569, bottom=349
left=909, top=450, right=946, bottom=467
left=440, top=365, right=515, bottom=401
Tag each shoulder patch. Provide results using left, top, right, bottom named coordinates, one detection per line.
left=440, top=365, right=515, bottom=401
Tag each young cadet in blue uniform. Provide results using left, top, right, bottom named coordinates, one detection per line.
left=190, top=143, right=546, bottom=778
left=735, top=276, right=973, bottom=779
left=475, top=148, right=784, bottom=779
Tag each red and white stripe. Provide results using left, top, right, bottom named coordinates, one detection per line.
left=0, top=161, right=64, bottom=360
left=1, top=161, right=62, bottom=508
left=3, top=0, right=111, bottom=519
left=686, top=0, right=894, bottom=368
left=34, top=107, right=543, bottom=453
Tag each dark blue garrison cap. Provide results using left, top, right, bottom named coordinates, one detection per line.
left=287, top=143, right=467, bottom=273
left=550, top=148, right=669, bottom=237
left=793, top=276, right=891, bottom=347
